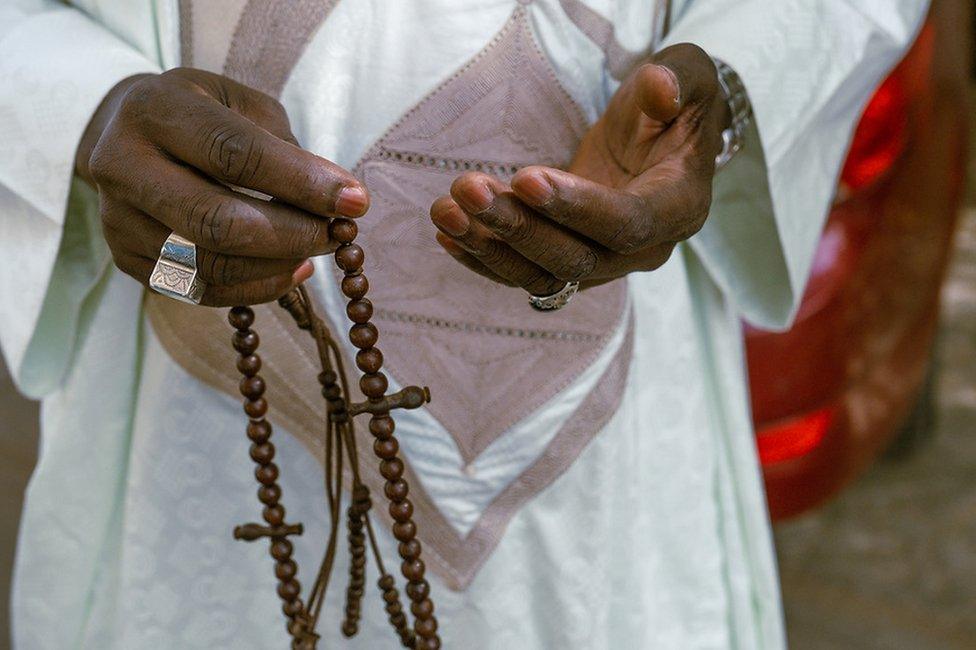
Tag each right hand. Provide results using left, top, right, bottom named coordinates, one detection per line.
left=78, top=68, right=369, bottom=306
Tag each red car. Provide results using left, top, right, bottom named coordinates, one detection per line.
left=747, top=5, right=969, bottom=520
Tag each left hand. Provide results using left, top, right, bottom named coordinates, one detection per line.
left=430, top=43, right=731, bottom=296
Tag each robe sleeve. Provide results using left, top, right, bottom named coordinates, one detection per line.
left=0, top=1, right=161, bottom=395
left=662, top=0, right=930, bottom=330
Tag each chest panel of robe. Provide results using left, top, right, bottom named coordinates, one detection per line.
left=152, top=0, right=656, bottom=589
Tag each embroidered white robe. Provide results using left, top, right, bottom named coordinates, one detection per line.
left=0, top=0, right=927, bottom=648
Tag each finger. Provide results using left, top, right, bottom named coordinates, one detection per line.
left=146, top=82, right=368, bottom=218
left=434, top=232, right=516, bottom=286
left=102, top=204, right=309, bottom=285
left=510, top=166, right=708, bottom=254
left=108, top=151, right=337, bottom=259
left=120, top=254, right=307, bottom=307
left=443, top=173, right=600, bottom=282
left=637, top=44, right=719, bottom=122
left=429, top=199, right=564, bottom=296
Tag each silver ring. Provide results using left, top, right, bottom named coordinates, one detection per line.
left=149, top=233, right=206, bottom=304
left=528, top=281, right=580, bottom=312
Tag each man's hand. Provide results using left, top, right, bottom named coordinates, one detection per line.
left=430, top=44, right=730, bottom=296
left=78, top=68, right=369, bottom=306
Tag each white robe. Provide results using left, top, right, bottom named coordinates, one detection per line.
left=0, top=1, right=926, bottom=648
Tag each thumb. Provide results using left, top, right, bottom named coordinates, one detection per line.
left=633, top=43, right=719, bottom=123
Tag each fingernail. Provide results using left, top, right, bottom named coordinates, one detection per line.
left=514, top=172, right=553, bottom=206
left=335, top=186, right=368, bottom=217
left=292, top=260, right=314, bottom=284
left=655, top=64, right=681, bottom=106
left=433, top=204, right=470, bottom=237
left=456, top=182, right=494, bottom=214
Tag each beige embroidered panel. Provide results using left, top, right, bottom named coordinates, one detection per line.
left=154, top=0, right=657, bottom=589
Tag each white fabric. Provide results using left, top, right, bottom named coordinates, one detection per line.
left=0, top=1, right=927, bottom=648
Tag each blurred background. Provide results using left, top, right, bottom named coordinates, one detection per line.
left=1, top=1, right=974, bottom=648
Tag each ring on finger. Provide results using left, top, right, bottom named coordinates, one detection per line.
left=528, top=281, right=580, bottom=312
left=149, top=233, right=207, bottom=304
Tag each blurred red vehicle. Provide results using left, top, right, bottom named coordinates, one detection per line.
left=747, top=5, right=969, bottom=521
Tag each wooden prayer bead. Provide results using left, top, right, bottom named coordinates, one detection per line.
left=255, top=463, right=279, bottom=485
left=282, top=600, right=304, bottom=618
left=341, top=273, right=369, bottom=299
left=369, top=415, right=395, bottom=438
left=232, top=330, right=260, bottom=355
left=329, top=218, right=358, bottom=244
left=385, top=479, right=409, bottom=501
left=392, top=521, right=416, bottom=542
left=346, top=299, right=373, bottom=324
left=406, top=580, right=430, bottom=602
left=399, top=540, right=421, bottom=561
left=360, top=372, right=388, bottom=397
left=416, top=617, right=438, bottom=638
left=349, top=323, right=378, bottom=349
left=247, top=420, right=271, bottom=443
left=270, top=539, right=293, bottom=561
left=335, top=243, right=365, bottom=271
left=228, top=306, right=255, bottom=330
left=249, top=443, right=274, bottom=464
left=374, top=438, right=399, bottom=459
left=243, top=398, right=268, bottom=419
left=401, top=558, right=425, bottom=582
left=356, top=348, right=383, bottom=373
left=239, top=376, right=265, bottom=398
left=277, top=579, right=301, bottom=601
left=275, top=560, right=297, bottom=581
left=389, top=499, right=413, bottom=522
left=380, top=458, right=404, bottom=481
left=263, top=505, right=285, bottom=526
left=237, top=354, right=261, bottom=376
left=258, top=484, right=281, bottom=505
left=321, top=384, right=342, bottom=400
left=411, top=598, right=434, bottom=619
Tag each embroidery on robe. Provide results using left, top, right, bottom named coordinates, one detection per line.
left=154, top=0, right=655, bottom=589
left=351, top=6, right=628, bottom=465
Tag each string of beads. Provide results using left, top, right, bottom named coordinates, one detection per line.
left=331, top=217, right=441, bottom=649
left=226, top=214, right=441, bottom=648
left=229, top=307, right=317, bottom=647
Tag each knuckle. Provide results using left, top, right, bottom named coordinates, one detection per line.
left=285, top=215, right=327, bottom=257
left=87, top=138, right=125, bottom=187
left=201, top=123, right=263, bottom=184
left=527, top=273, right=564, bottom=296
left=482, top=206, right=521, bottom=239
left=117, top=76, right=159, bottom=117
left=554, top=249, right=597, bottom=281
left=205, top=253, right=250, bottom=286
left=478, top=241, right=510, bottom=269
left=296, top=161, right=340, bottom=209
left=179, top=192, right=240, bottom=251
left=608, top=217, right=653, bottom=255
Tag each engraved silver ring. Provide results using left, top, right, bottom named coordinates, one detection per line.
left=528, top=281, right=580, bottom=312
left=148, top=233, right=206, bottom=304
